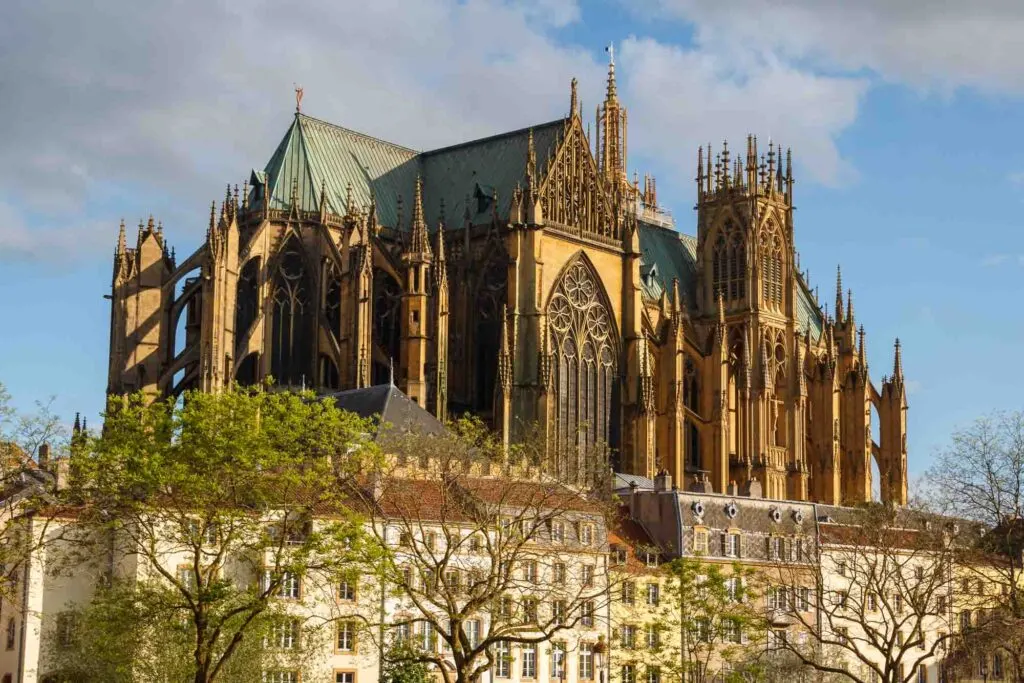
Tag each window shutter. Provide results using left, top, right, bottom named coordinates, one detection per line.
left=721, top=533, right=728, bottom=556
left=737, top=535, right=743, bottom=558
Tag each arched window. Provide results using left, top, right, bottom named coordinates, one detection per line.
left=548, top=258, right=617, bottom=483
left=372, top=269, right=402, bottom=385
left=761, top=226, right=784, bottom=310
left=270, top=241, right=313, bottom=387
left=235, top=258, right=260, bottom=350
left=712, top=234, right=727, bottom=299
left=324, top=261, right=342, bottom=337
left=712, top=225, right=746, bottom=302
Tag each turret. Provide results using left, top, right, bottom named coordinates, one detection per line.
left=399, top=176, right=433, bottom=408
left=879, top=338, right=909, bottom=506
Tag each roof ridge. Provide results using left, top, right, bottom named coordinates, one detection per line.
left=296, top=113, right=420, bottom=155
left=421, top=118, right=566, bottom=158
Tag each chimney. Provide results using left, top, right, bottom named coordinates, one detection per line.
left=55, top=457, right=70, bottom=491
left=654, top=469, right=672, bottom=493
left=37, top=443, right=51, bottom=472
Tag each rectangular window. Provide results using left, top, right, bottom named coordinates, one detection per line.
left=621, top=624, right=637, bottom=649
left=646, top=624, right=660, bottom=648
left=726, top=577, right=740, bottom=602
left=494, top=641, right=511, bottom=678
left=262, top=673, right=298, bottom=683
left=622, top=664, right=636, bottom=683
left=622, top=581, right=636, bottom=605
left=936, top=595, right=947, bottom=612
left=582, top=565, right=595, bottom=588
left=918, top=666, right=928, bottom=683
left=838, top=561, right=847, bottom=577
left=337, top=621, right=356, bottom=653
left=867, top=592, right=877, bottom=611
left=522, top=643, right=537, bottom=679
left=444, top=570, right=460, bottom=593
left=725, top=619, right=742, bottom=644
left=769, top=537, right=782, bottom=560
left=580, top=523, right=594, bottom=545
left=837, top=591, right=848, bottom=608
left=835, top=627, right=848, bottom=645
left=553, top=600, right=567, bottom=625
left=465, top=619, right=481, bottom=649
left=581, top=600, right=595, bottom=627
left=693, top=530, right=708, bottom=555
left=551, top=641, right=567, bottom=679
left=5, top=618, right=14, bottom=650
left=56, top=612, right=75, bottom=649
left=695, top=618, right=711, bottom=643
left=895, top=593, right=903, bottom=614
left=960, top=611, right=972, bottom=631
left=338, top=577, right=356, bottom=601
left=336, top=673, right=355, bottom=683
left=768, top=628, right=787, bottom=650
left=799, top=587, right=811, bottom=611
left=267, top=619, right=299, bottom=650
left=268, top=571, right=300, bottom=599
left=579, top=643, right=594, bottom=680
left=647, top=583, right=660, bottom=606
left=522, top=598, right=538, bottom=624
left=645, top=551, right=659, bottom=568
left=646, top=666, right=661, bottom=683
left=553, top=563, right=566, bottom=585
left=418, top=621, right=435, bottom=652
left=551, top=521, right=565, bottom=543
left=524, top=561, right=538, bottom=583
left=724, top=533, right=740, bottom=558
left=393, top=623, right=410, bottom=645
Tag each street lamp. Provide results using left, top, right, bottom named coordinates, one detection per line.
left=594, top=635, right=608, bottom=683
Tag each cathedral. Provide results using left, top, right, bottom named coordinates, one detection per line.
left=106, top=57, right=908, bottom=507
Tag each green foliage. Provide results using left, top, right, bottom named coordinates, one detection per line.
left=53, top=386, right=378, bottom=683
left=43, top=580, right=314, bottom=683
left=642, top=557, right=767, bottom=683
left=381, top=645, right=434, bottom=683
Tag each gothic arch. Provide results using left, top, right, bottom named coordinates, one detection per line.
left=545, top=252, right=620, bottom=475
left=268, top=235, right=315, bottom=387
left=759, top=220, right=784, bottom=310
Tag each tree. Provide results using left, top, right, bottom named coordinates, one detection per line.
left=767, top=505, right=958, bottom=683
left=350, top=417, right=618, bottom=683
left=43, top=579, right=319, bottom=683
left=927, top=411, right=1024, bottom=681
left=56, top=387, right=377, bottom=683
left=641, top=557, right=765, bottom=683
left=0, top=380, right=70, bottom=602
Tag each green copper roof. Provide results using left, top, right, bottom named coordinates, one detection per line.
left=258, top=113, right=563, bottom=230
left=261, top=114, right=418, bottom=225
left=638, top=222, right=698, bottom=306
left=796, top=278, right=824, bottom=340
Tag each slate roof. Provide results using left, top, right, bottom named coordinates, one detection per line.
left=326, top=383, right=445, bottom=437
left=256, top=113, right=563, bottom=231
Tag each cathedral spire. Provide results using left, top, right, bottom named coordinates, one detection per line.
left=605, top=43, right=617, bottom=102
left=835, top=266, right=844, bottom=324
left=858, top=325, right=867, bottom=370
left=893, top=337, right=904, bottom=380
left=846, top=288, right=854, bottom=323
left=408, top=175, right=431, bottom=257
left=116, top=219, right=127, bottom=255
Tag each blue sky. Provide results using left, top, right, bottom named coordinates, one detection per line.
left=3, top=0, right=1024, bottom=480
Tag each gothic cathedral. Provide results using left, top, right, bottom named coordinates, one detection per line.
left=106, top=58, right=908, bottom=506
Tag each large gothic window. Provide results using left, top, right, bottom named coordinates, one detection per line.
left=270, top=242, right=313, bottom=387
left=548, top=258, right=617, bottom=478
left=372, top=269, right=402, bottom=385
left=761, top=225, right=784, bottom=310
left=235, top=258, right=260, bottom=352
left=711, top=224, right=745, bottom=302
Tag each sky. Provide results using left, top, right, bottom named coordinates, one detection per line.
left=3, top=0, right=1024, bottom=481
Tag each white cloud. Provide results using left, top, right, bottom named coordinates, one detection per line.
left=648, top=0, right=1024, bottom=95
left=619, top=37, right=866, bottom=186
left=0, top=0, right=875, bottom=263
left=0, top=200, right=110, bottom=264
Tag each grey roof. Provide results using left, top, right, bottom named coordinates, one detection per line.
left=613, top=472, right=655, bottom=492
left=327, top=383, right=445, bottom=437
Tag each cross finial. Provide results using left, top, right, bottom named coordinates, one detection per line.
left=294, top=84, right=304, bottom=113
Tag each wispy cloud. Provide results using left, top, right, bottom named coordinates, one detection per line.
left=980, top=253, right=1024, bottom=267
